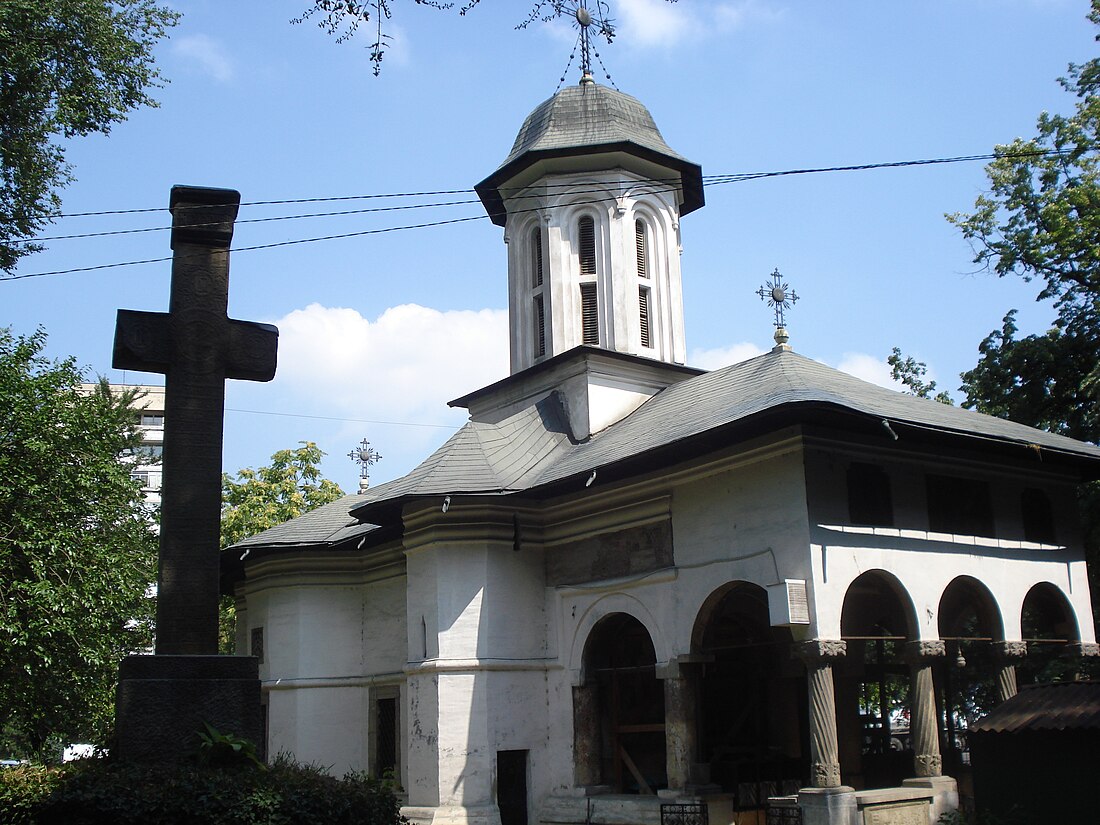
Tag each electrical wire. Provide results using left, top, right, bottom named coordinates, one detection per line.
left=2, top=148, right=1069, bottom=282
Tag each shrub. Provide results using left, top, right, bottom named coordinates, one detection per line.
left=0, top=755, right=404, bottom=825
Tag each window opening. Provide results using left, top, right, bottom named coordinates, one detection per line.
left=531, top=227, right=543, bottom=287
left=533, top=294, right=546, bottom=358
left=579, top=215, right=596, bottom=276
left=581, top=283, right=599, bottom=345
left=376, top=696, right=398, bottom=777
left=639, top=287, right=651, bottom=348
left=635, top=219, right=649, bottom=278
left=1021, top=488, right=1056, bottom=544
left=847, top=463, right=894, bottom=527
left=927, top=474, right=994, bottom=537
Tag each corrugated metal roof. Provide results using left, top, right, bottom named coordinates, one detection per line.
left=972, top=681, right=1100, bottom=733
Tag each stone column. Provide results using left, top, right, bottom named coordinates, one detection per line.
left=660, top=661, right=697, bottom=795
left=793, top=640, right=846, bottom=788
left=904, top=641, right=945, bottom=778
left=992, top=641, right=1027, bottom=703
left=572, top=683, right=601, bottom=788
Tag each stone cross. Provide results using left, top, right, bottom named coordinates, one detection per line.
left=114, top=185, right=278, bottom=656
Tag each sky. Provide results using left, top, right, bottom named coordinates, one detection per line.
left=3, top=0, right=1096, bottom=494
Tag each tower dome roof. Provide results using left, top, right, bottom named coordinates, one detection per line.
left=476, top=81, right=704, bottom=226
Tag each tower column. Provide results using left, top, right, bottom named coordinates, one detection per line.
left=793, top=640, right=846, bottom=788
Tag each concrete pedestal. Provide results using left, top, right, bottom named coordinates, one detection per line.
left=903, top=775, right=959, bottom=823
left=115, top=654, right=263, bottom=763
left=797, top=786, right=858, bottom=825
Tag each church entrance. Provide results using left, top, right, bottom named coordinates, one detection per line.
left=694, top=583, right=804, bottom=811
left=838, top=571, right=919, bottom=790
left=579, top=613, right=667, bottom=793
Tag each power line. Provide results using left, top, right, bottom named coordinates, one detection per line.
left=3, top=148, right=1069, bottom=282
left=225, top=407, right=460, bottom=430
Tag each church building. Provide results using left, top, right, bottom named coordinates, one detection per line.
left=223, top=70, right=1100, bottom=825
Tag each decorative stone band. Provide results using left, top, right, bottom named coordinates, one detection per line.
left=1069, top=641, right=1100, bottom=657
left=992, top=640, right=1028, bottom=661
left=791, top=639, right=847, bottom=662
left=902, top=640, right=946, bottom=664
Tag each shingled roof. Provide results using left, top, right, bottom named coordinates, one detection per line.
left=971, top=681, right=1100, bottom=733
left=229, top=346, right=1100, bottom=552
left=476, top=81, right=704, bottom=225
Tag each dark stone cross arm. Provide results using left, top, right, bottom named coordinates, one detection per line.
left=113, top=185, right=278, bottom=655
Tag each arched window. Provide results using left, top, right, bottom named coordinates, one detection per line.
left=531, top=226, right=543, bottom=288
left=578, top=215, right=599, bottom=345
left=530, top=226, right=546, bottom=358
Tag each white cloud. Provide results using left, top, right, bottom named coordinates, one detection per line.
left=272, top=303, right=509, bottom=424
left=713, top=1, right=787, bottom=31
left=689, top=341, right=766, bottom=370
left=172, top=34, right=234, bottom=83
left=833, top=352, right=901, bottom=390
left=617, top=0, right=697, bottom=47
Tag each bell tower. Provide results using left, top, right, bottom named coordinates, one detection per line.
left=475, top=75, right=704, bottom=375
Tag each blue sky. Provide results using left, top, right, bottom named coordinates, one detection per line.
left=3, top=0, right=1095, bottom=493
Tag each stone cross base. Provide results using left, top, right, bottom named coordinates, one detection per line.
left=115, top=655, right=264, bottom=763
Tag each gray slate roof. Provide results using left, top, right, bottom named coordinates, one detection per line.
left=501, top=82, right=690, bottom=169
left=232, top=347, right=1100, bottom=551
left=475, top=82, right=705, bottom=225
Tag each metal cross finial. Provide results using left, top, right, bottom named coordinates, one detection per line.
left=545, top=1, right=616, bottom=88
left=756, top=268, right=799, bottom=347
left=348, top=439, right=382, bottom=492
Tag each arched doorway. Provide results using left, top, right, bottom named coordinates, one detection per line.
left=693, top=582, right=802, bottom=809
left=936, top=576, right=1004, bottom=788
left=1019, top=582, right=1087, bottom=684
left=578, top=612, right=666, bottom=793
left=839, top=571, right=919, bottom=790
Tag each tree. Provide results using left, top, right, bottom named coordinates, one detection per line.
left=948, top=1, right=1100, bottom=651
left=0, top=328, right=157, bottom=759
left=887, top=347, right=954, bottom=404
left=296, top=0, right=630, bottom=75
left=0, top=0, right=178, bottom=274
left=219, top=443, right=344, bottom=651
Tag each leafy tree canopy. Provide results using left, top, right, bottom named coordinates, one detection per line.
left=0, top=0, right=178, bottom=274
left=887, top=347, right=954, bottom=405
left=221, top=443, right=345, bottom=550
left=947, top=0, right=1100, bottom=423
left=0, top=328, right=157, bottom=758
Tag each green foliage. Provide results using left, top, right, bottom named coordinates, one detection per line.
left=195, top=722, right=264, bottom=770
left=0, top=754, right=405, bottom=825
left=0, top=328, right=158, bottom=758
left=221, top=442, right=344, bottom=551
left=0, top=1, right=178, bottom=273
left=887, top=347, right=955, bottom=404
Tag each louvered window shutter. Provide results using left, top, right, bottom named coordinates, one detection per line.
left=580, top=283, right=599, bottom=345
left=639, top=287, right=651, bottom=348
left=635, top=220, right=648, bottom=278
left=579, top=216, right=596, bottom=276
left=534, top=294, right=546, bottom=357
left=532, top=227, right=543, bottom=287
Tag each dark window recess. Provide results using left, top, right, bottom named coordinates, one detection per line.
left=1021, top=488, right=1056, bottom=544
left=250, top=627, right=264, bottom=662
left=927, top=474, right=995, bottom=537
left=581, top=283, right=599, bottom=345
left=847, top=463, right=894, bottom=527
left=639, top=288, right=652, bottom=348
left=498, top=750, right=529, bottom=825
left=376, top=697, right=397, bottom=776
left=534, top=294, right=545, bottom=357
left=579, top=216, right=597, bottom=276
left=635, top=219, right=648, bottom=278
left=532, top=227, right=543, bottom=287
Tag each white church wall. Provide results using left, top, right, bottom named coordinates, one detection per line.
left=801, top=444, right=1096, bottom=643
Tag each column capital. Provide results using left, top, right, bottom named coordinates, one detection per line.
left=792, top=639, right=846, bottom=663
left=1066, top=641, right=1100, bottom=658
left=992, top=640, right=1028, bottom=661
left=903, top=640, right=946, bottom=664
